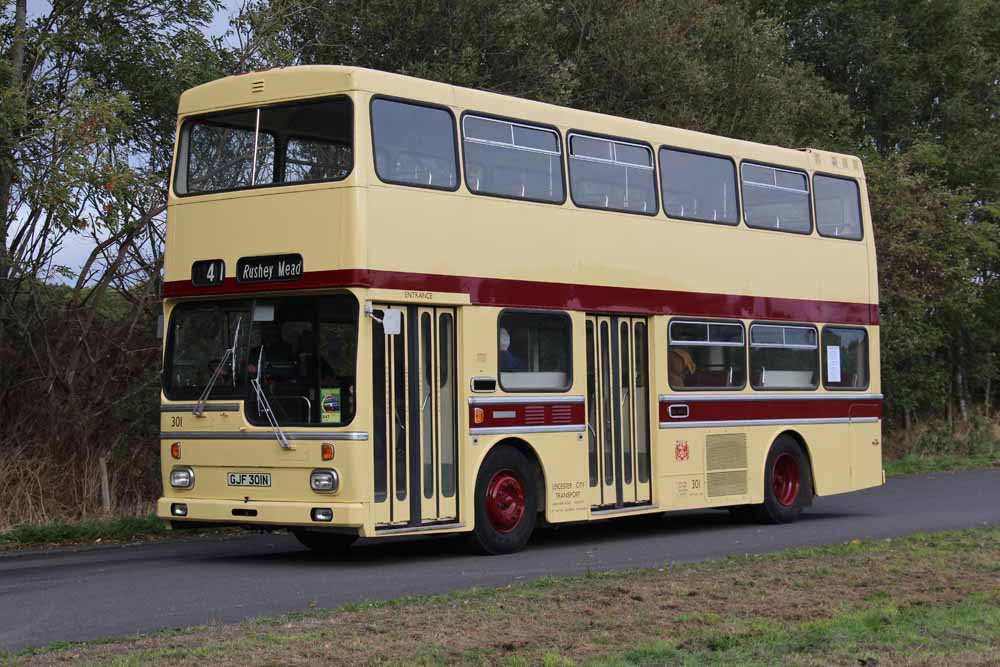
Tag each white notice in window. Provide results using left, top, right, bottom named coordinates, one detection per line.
left=826, top=346, right=842, bottom=382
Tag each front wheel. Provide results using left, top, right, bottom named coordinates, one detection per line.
left=468, top=446, right=539, bottom=555
left=751, top=435, right=813, bottom=524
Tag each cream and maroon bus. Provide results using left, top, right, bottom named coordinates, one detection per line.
left=158, top=65, right=882, bottom=555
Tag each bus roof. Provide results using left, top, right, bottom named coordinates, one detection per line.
left=177, top=65, right=864, bottom=180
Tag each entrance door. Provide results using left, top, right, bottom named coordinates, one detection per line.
left=371, top=305, right=458, bottom=527
left=586, top=316, right=652, bottom=509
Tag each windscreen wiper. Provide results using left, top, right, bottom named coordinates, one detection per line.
left=193, top=318, right=241, bottom=417
left=249, top=346, right=292, bottom=450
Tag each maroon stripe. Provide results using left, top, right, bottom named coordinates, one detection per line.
left=470, top=401, right=586, bottom=429
left=163, top=268, right=879, bottom=325
left=659, top=398, right=882, bottom=423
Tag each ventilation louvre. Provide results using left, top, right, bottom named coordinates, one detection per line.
left=706, top=434, right=748, bottom=497
left=250, top=80, right=265, bottom=94
left=706, top=434, right=747, bottom=470
left=707, top=470, right=748, bottom=497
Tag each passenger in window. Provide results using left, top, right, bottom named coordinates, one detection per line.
left=668, top=349, right=696, bottom=388
left=499, top=327, right=522, bottom=371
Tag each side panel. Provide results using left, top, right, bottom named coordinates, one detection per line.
left=462, top=307, right=591, bottom=524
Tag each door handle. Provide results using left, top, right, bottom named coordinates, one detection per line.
left=668, top=404, right=689, bottom=419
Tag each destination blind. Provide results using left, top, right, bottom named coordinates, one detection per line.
left=235, top=253, right=304, bottom=283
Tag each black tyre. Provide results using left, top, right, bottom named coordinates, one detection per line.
left=751, top=435, right=813, bottom=524
left=468, top=446, right=539, bottom=555
left=292, top=530, right=357, bottom=556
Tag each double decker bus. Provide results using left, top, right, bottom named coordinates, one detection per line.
left=158, top=66, right=882, bottom=555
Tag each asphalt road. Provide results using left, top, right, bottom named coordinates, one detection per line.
left=2, top=469, right=998, bottom=652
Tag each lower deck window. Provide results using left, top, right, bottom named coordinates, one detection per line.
left=668, top=320, right=746, bottom=390
left=822, top=327, right=869, bottom=389
left=498, top=310, right=572, bottom=391
left=750, top=324, right=818, bottom=389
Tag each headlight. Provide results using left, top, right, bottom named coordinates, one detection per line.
left=310, top=469, right=339, bottom=493
left=170, top=467, right=195, bottom=489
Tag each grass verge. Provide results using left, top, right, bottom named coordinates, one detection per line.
left=884, top=452, right=999, bottom=476
left=0, top=515, right=170, bottom=549
left=6, top=527, right=998, bottom=666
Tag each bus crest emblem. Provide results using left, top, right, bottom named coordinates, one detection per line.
left=675, top=440, right=689, bottom=462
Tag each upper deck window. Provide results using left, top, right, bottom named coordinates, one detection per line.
left=741, top=162, right=811, bottom=234
left=175, top=97, right=353, bottom=196
left=568, top=133, right=658, bottom=215
left=660, top=148, right=739, bottom=225
left=462, top=114, right=563, bottom=203
left=371, top=98, right=458, bottom=190
left=814, top=174, right=863, bottom=240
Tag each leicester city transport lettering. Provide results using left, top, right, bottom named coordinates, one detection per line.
left=236, top=253, right=303, bottom=284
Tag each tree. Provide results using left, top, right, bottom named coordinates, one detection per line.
left=0, top=0, right=228, bottom=523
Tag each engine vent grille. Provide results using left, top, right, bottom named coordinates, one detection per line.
left=706, top=434, right=748, bottom=497
left=707, top=470, right=748, bottom=497
left=706, top=434, right=747, bottom=471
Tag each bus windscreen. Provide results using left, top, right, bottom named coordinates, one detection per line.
left=164, top=295, right=359, bottom=426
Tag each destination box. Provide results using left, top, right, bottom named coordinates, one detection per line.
left=236, top=253, right=304, bottom=283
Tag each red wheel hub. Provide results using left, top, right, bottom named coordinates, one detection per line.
left=485, top=468, right=525, bottom=533
left=771, top=453, right=801, bottom=507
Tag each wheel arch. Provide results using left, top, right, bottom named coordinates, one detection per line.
left=477, top=437, right=547, bottom=517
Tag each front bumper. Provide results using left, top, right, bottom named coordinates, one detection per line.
left=157, top=497, right=366, bottom=530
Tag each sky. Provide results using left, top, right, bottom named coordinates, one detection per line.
left=40, top=0, right=244, bottom=280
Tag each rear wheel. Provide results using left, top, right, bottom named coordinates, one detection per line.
left=748, top=435, right=813, bottom=524
left=292, top=530, right=357, bottom=556
left=468, top=446, right=539, bottom=555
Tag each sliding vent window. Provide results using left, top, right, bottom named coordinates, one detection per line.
left=371, top=98, right=457, bottom=190
left=178, top=97, right=353, bottom=195
left=498, top=310, right=572, bottom=391
left=569, top=134, right=657, bottom=215
left=462, top=115, right=563, bottom=203
left=815, top=175, right=863, bottom=240
left=741, top=163, right=811, bottom=233
left=822, top=327, right=869, bottom=389
left=668, top=320, right=746, bottom=390
left=750, top=324, right=818, bottom=390
left=660, top=149, right=738, bottom=225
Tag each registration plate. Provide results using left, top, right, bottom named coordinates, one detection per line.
left=227, top=472, right=271, bottom=487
